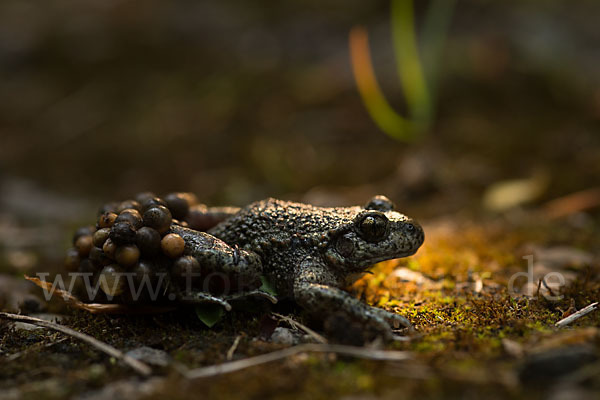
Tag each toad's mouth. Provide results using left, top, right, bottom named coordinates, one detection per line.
left=373, top=248, right=421, bottom=266
left=350, top=249, right=420, bottom=273
left=344, top=251, right=419, bottom=285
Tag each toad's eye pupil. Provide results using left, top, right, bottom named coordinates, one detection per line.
left=358, top=214, right=388, bottom=242
left=406, top=224, right=414, bottom=232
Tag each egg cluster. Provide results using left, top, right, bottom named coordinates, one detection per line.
left=65, top=192, right=200, bottom=302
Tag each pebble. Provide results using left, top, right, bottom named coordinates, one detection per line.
left=125, top=346, right=170, bottom=367
left=270, top=327, right=298, bottom=345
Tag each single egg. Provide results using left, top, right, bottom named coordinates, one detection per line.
left=141, top=197, right=168, bottom=212
left=98, top=265, right=126, bottom=297
left=98, top=202, right=119, bottom=216
left=143, top=206, right=172, bottom=234
left=172, top=255, right=201, bottom=279
left=161, top=233, right=185, bottom=258
left=115, top=209, right=143, bottom=230
left=78, top=258, right=97, bottom=274
left=75, top=235, right=93, bottom=257
left=165, top=192, right=191, bottom=220
left=117, top=200, right=141, bottom=213
left=115, top=245, right=140, bottom=267
left=135, top=192, right=157, bottom=205
left=65, top=247, right=81, bottom=272
left=98, top=212, right=117, bottom=228
left=89, top=246, right=110, bottom=267
left=72, top=226, right=95, bottom=245
left=92, top=228, right=111, bottom=247
left=132, top=260, right=158, bottom=286
left=109, top=221, right=137, bottom=245
left=102, top=238, right=117, bottom=259
left=135, top=226, right=161, bottom=256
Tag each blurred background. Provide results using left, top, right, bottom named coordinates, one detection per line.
left=0, top=0, right=599, bottom=270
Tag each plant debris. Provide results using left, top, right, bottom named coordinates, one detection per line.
left=0, top=312, right=152, bottom=376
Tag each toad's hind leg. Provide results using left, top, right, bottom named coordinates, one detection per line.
left=169, top=225, right=270, bottom=305
left=225, top=289, right=278, bottom=304
left=174, top=288, right=233, bottom=311
left=174, top=287, right=276, bottom=315
left=170, top=225, right=263, bottom=284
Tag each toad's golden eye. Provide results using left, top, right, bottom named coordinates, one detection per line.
left=356, top=212, right=389, bottom=242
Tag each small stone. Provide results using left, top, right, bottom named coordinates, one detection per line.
left=270, top=327, right=297, bottom=345
left=125, top=346, right=170, bottom=367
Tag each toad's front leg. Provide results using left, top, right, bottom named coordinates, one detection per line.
left=293, top=267, right=411, bottom=339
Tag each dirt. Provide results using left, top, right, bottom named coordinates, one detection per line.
left=1, top=211, right=599, bottom=400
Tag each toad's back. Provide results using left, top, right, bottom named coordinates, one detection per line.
left=208, top=198, right=363, bottom=293
left=209, top=198, right=360, bottom=247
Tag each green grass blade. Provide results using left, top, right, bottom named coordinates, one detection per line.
left=350, top=27, right=419, bottom=142
left=421, top=0, right=456, bottom=103
left=391, top=0, right=432, bottom=123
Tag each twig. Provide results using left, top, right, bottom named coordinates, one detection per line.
left=555, top=302, right=598, bottom=328
left=535, top=277, right=542, bottom=298
left=272, top=312, right=328, bottom=344
left=6, top=337, right=68, bottom=362
left=541, top=277, right=556, bottom=298
left=184, top=343, right=411, bottom=379
left=226, top=335, right=241, bottom=361
left=543, top=187, right=600, bottom=219
left=0, top=312, right=152, bottom=376
left=25, top=275, right=176, bottom=315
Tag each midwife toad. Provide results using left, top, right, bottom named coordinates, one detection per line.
left=63, top=193, right=424, bottom=339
